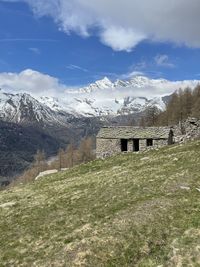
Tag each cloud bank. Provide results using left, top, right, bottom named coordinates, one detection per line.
left=0, top=69, right=199, bottom=101
left=4, top=0, right=200, bottom=51
left=0, top=69, right=67, bottom=97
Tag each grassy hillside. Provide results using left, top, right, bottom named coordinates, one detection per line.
left=0, top=141, right=200, bottom=266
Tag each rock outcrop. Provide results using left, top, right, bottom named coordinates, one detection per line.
left=174, top=117, right=200, bottom=143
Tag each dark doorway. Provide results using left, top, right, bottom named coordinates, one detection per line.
left=133, top=139, right=139, bottom=151
left=147, top=139, right=153, bottom=147
left=121, top=139, right=128, bottom=152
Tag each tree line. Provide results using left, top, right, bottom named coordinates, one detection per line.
left=140, top=85, right=200, bottom=127
left=11, top=137, right=95, bottom=186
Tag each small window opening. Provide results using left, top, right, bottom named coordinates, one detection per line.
left=121, top=139, right=128, bottom=152
left=147, top=139, right=153, bottom=147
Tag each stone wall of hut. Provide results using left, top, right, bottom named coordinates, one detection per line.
left=96, top=138, right=121, bottom=158
left=96, top=137, right=169, bottom=158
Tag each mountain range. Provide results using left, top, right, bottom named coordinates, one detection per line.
left=0, top=76, right=199, bottom=124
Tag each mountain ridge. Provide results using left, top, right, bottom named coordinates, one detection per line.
left=1, top=75, right=199, bottom=123
left=40, top=75, right=200, bottom=117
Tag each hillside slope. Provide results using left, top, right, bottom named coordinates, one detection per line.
left=0, top=141, right=200, bottom=266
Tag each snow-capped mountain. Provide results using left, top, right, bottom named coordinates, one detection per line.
left=76, top=75, right=199, bottom=94
left=78, top=76, right=164, bottom=93
left=0, top=75, right=199, bottom=124
left=0, top=90, right=72, bottom=125
left=78, top=77, right=115, bottom=93
left=52, top=76, right=199, bottom=117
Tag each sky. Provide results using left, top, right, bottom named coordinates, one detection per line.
left=0, top=0, right=200, bottom=95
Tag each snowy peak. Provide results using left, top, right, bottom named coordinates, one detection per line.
left=0, top=75, right=199, bottom=123
left=76, top=75, right=182, bottom=95
left=40, top=96, right=61, bottom=112
left=114, top=79, right=129, bottom=87
left=79, top=77, right=114, bottom=93
left=77, top=75, right=200, bottom=95
left=0, top=90, right=71, bottom=125
left=96, top=77, right=113, bottom=87
left=62, top=75, right=200, bottom=117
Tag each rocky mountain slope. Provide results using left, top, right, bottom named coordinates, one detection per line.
left=0, top=89, right=74, bottom=126
left=0, top=140, right=200, bottom=266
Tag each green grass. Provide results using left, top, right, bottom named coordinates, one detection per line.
left=0, top=141, right=200, bottom=266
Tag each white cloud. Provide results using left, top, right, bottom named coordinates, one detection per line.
left=0, top=69, right=199, bottom=105
left=155, top=54, right=175, bottom=68
left=0, top=69, right=67, bottom=97
left=100, top=27, right=145, bottom=52
left=4, top=0, right=200, bottom=51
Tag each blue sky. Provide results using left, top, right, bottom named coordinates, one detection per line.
left=0, top=0, right=200, bottom=87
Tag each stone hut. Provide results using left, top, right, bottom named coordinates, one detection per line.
left=96, top=126, right=174, bottom=158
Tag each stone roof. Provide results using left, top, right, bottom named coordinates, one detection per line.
left=97, top=126, right=172, bottom=139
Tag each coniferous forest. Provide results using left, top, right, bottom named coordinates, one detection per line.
left=141, top=85, right=200, bottom=126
